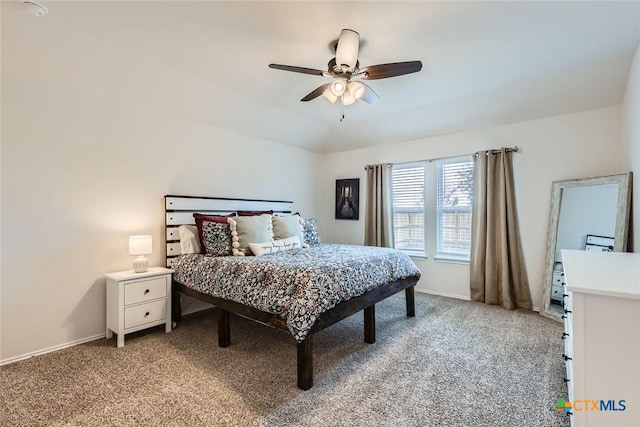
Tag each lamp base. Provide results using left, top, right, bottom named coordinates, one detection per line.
left=133, top=255, right=149, bottom=273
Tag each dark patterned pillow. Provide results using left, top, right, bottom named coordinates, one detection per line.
left=201, top=221, right=233, bottom=256
left=194, top=213, right=235, bottom=254
left=303, top=218, right=321, bottom=246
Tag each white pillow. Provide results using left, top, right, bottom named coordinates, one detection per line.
left=249, top=236, right=301, bottom=257
left=178, top=225, right=201, bottom=254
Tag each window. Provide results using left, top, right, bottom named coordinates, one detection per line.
left=392, top=163, right=426, bottom=257
left=436, top=157, right=474, bottom=260
left=391, top=156, right=474, bottom=261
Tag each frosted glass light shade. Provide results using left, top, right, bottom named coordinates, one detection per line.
left=330, top=80, right=346, bottom=97
left=348, top=82, right=365, bottom=99
left=341, top=91, right=357, bottom=106
left=335, top=29, right=359, bottom=69
left=323, top=89, right=338, bottom=104
left=129, top=235, right=152, bottom=273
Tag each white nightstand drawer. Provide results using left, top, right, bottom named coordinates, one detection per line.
left=124, top=300, right=167, bottom=329
left=125, top=277, right=167, bottom=305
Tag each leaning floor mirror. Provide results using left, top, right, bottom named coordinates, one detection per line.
left=540, top=172, right=633, bottom=321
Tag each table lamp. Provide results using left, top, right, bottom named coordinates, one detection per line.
left=129, top=235, right=152, bottom=273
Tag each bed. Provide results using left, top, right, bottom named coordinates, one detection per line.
left=165, top=195, right=421, bottom=390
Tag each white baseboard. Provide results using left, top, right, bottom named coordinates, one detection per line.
left=416, top=289, right=471, bottom=300
left=0, top=333, right=105, bottom=366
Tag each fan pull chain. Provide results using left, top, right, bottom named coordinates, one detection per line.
left=340, top=96, right=345, bottom=122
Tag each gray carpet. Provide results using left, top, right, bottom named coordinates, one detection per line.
left=1, top=294, right=569, bottom=427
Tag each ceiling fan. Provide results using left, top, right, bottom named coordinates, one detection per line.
left=269, top=29, right=422, bottom=108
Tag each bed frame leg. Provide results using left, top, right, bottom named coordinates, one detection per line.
left=217, top=308, right=230, bottom=348
left=297, top=337, right=313, bottom=390
left=406, top=286, right=415, bottom=317
left=364, top=305, right=376, bottom=343
left=171, top=287, right=182, bottom=325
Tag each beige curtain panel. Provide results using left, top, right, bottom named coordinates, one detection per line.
left=470, top=149, right=532, bottom=310
left=364, top=164, right=394, bottom=247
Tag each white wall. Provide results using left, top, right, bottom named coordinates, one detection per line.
left=622, top=44, right=640, bottom=251
left=317, top=106, right=626, bottom=308
left=0, top=17, right=321, bottom=362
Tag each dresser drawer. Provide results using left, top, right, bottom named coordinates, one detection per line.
left=124, top=299, right=167, bottom=329
left=564, top=333, right=572, bottom=359
left=563, top=290, right=573, bottom=313
left=124, top=277, right=167, bottom=305
left=566, top=360, right=574, bottom=402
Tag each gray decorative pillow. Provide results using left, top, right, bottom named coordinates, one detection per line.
left=272, top=215, right=307, bottom=248
left=303, top=218, right=321, bottom=245
left=228, top=215, right=273, bottom=256
left=201, top=221, right=233, bottom=256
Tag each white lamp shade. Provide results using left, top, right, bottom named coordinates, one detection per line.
left=129, top=235, right=152, bottom=256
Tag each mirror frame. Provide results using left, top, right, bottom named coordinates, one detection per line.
left=540, top=172, right=633, bottom=321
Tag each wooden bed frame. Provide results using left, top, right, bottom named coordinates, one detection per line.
left=165, top=195, right=419, bottom=390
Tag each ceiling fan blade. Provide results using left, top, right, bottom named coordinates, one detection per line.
left=301, top=83, right=332, bottom=102
left=359, top=61, right=423, bottom=80
left=268, top=64, right=325, bottom=77
left=359, top=82, right=380, bottom=104
left=335, top=29, right=359, bottom=69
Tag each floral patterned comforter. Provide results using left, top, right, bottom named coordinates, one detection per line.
left=172, top=244, right=421, bottom=342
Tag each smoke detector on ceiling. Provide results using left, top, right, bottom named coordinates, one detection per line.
left=23, top=1, right=48, bottom=17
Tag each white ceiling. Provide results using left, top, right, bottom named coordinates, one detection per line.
left=4, top=1, right=640, bottom=153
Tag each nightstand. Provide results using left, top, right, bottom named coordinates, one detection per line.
left=105, top=267, right=173, bottom=347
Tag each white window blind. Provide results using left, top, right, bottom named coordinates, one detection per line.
left=436, top=157, right=474, bottom=260
left=392, top=163, right=426, bottom=256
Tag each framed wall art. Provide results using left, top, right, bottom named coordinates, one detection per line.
left=335, top=178, right=360, bottom=220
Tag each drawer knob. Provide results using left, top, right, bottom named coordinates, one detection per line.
left=562, top=354, right=572, bottom=361
left=563, top=377, right=570, bottom=383
left=562, top=333, right=569, bottom=340
left=562, top=294, right=569, bottom=298
left=144, top=289, right=150, bottom=295
left=564, top=309, right=572, bottom=314
left=144, top=312, right=150, bottom=317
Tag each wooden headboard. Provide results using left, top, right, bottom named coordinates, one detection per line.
left=164, top=195, right=294, bottom=267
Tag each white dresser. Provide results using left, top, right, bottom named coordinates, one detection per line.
left=562, top=250, right=640, bottom=427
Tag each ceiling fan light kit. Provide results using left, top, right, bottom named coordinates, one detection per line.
left=268, top=28, right=422, bottom=118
